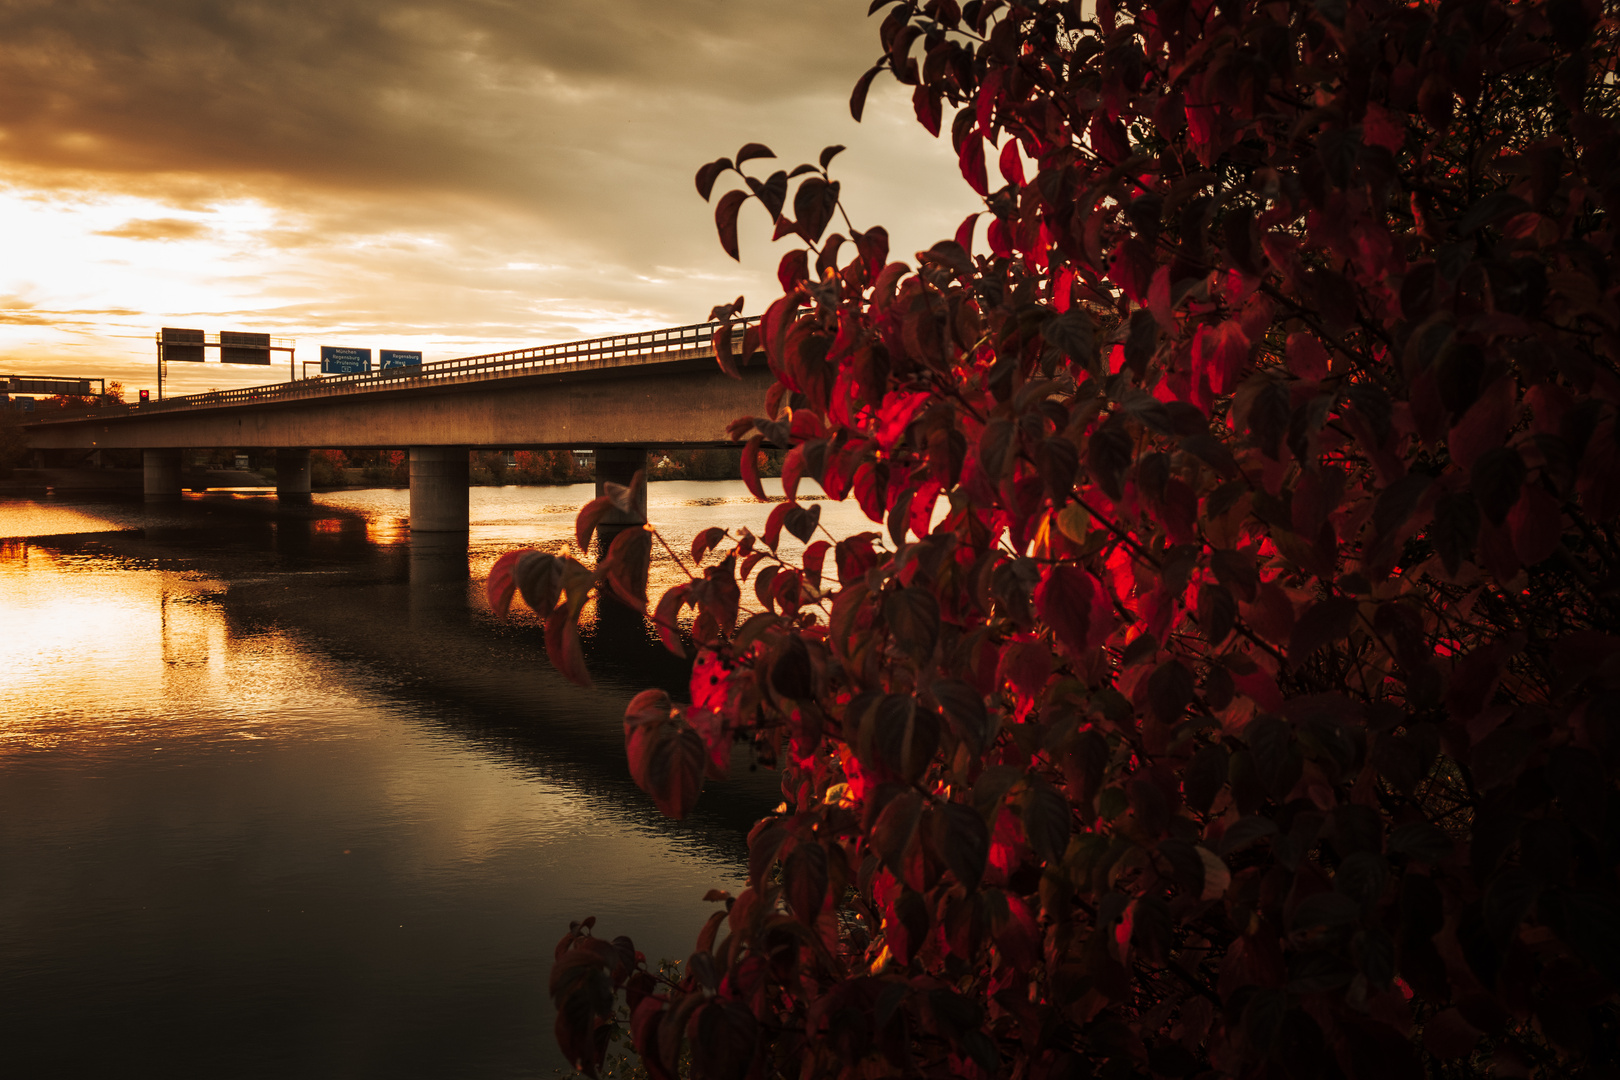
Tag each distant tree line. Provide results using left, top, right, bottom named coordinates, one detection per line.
left=306, top=447, right=783, bottom=488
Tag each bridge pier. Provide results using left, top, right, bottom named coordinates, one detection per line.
left=142, top=448, right=183, bottom=502
left=595, top=447, right=648, bottom=525
left=275, top=449, right=312, bottom=504
left=409, top=446, right=470, bottom=532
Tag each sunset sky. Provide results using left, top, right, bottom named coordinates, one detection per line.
left=0, top=0, right=971, bottom=397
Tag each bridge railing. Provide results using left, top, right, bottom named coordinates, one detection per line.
left=29, top=317, right=759, bottom=422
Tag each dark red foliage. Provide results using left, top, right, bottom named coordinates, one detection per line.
left=501, top=0, right=1620, bottom=1076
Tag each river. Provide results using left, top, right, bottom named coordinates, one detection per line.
left=0, top=481, right=873, bottom=1079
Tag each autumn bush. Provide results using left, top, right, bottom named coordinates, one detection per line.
left=495, top=0, right=1620, bottom=1076
left=309, top=448, right=349, bottom=487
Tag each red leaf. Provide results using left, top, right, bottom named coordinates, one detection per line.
left=1362, top=102, right=1405, bottom=154
left=546, top=606, right=591, bottom=687
left=785, top=502, right=821, bottom=544
left=603, top=468, right=645, bottom=515
left=1242, top=582, right=1296, bottom=648
left=764, top=501, right=793, bottom=551
left=734, top=142, right=775, bottom=165
left=850, top=63, right=882, bottom=122
left=623, top=691, right=704, bottom=818
left=1447, top=375, right=1517, bottom=471
left=1020, top=775, right=1069, bottom=863
left=998, top=139, right=1025, bottom=186
left=603, top=525, right=652, bottom=611
left=701, top=555, right=741, bottom=634
left=802, top=539, right=831, bottom=588
left=1107, top=238, right=1155, bottom=303
left=854, top=226, right=889, bottom=276
left=576, top=496, right=613, bottom=553
left=714, top=189, right=748, bottom=261
left=872, top=789, right=924, bottom=874
left=1190, top=321, right=1250, bottom=396
left=761, top=295, right=797, bottom=371
left=690, top=526, right=726, bottom=565
left=711, top=323, right=740, bottom=379
left=1088, top=113, right=1129, bottom=163
left=998, top=639, right=1053, bottom=703
left=958, top=135, right=987, bottom=195
left=793, top=177, right=840, bottom=244
left=1509, top=483, right=1562, bottom=566
left=624, top=688, right=673, bottom=787
left=777, top=248, right=809, bottom=293
left=954, top=212, right=980, bottom=255
left=873, top=389, right=931, bottom=450
left=987, top=218, right=1012, bottom=257
left=853, top=462, right=888, bottom=522
left=647, top=727, right=705, bottom=819
left=912, top=83, right=942, bottom=136
left=694, top=158, right=730, bottom=201
left=780, top=444, right=806, bottom=501
left=486, top=548, right=535, bottom=618
left=686, top=707, right=730, bottom=780
left=1052, top=267, right=1074, bottom=312
left=784, top=841, right=830, bottom=924
left=820, top=438, right=863, bottom=500
left=653, top=584, right=689, bottom=658
left=835, top=533, right=880, bottom=584
left=739, top=434, right=767, bottom=501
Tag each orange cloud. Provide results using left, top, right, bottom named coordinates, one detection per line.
left=95, top=217, right=211, bottom=241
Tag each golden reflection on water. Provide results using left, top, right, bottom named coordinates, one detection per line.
left=0, top=491, right=763, bottom=1077
left=0, top=541, right=320, bottom=756
left=366, top=516, right=409, bottom=546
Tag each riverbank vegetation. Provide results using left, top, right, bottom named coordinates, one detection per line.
left=0, top=408, right=27, bottom=477
left=306, top=448, right=783, bottom=488
left=501, top=0, right=1620, bottom=1077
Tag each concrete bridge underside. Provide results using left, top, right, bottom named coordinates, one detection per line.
left=24, top=351, right=773, bottom=532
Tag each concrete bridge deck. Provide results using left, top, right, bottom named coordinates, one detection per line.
left=19, top=319, right=768, bottom=532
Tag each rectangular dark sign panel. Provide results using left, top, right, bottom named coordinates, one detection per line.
left=220, top=330, right=271, bottom=365
left=320, top=346, right=371, bottom=375
left=379, top=350, right=422, bottom=369
left=8, top=377, right=93, bottom=396
left=161, top=327, right=205, bottom=363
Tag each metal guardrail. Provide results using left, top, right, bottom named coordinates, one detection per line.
left=29, top=318, right=757, bottom=423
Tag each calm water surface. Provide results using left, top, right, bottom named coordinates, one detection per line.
left=0, top=481, right=873, bottom=1079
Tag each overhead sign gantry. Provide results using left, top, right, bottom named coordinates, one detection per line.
left=156, top=328, right=297, bottom=400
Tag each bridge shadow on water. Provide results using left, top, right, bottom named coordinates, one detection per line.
left=37, top=491, right=778, bottom=868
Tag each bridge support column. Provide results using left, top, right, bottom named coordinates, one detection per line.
left=409, top=447, right=470, bottom=532
left=276, top=449, right=312, bottom=504
left=591, top=447, right=648, bottom=555
left=142, top=448, right=183, bottom=502
left=594, top=447, right=648, bottom=523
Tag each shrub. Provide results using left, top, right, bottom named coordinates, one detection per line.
left=504, top=1, right=1620, bottom=1076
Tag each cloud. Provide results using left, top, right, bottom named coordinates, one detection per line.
left=0, top=0, right=972, bottom=274
left=95, top=217, right=212, bottom=241
left=0, top=1, right=873, bottom=198
left=0, top=0, right=978, bottom=392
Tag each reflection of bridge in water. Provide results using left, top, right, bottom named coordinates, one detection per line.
left=26, top=501, right=775, bottom=859
left=22, top=320, right=766, bottom=532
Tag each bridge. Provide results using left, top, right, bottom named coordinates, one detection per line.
left=21, top=319, right=768, bottom=531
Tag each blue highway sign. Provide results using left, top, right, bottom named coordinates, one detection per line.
left=320, top=346, right=371, bottom=375
left=379, top=350, right=422, bottom=369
